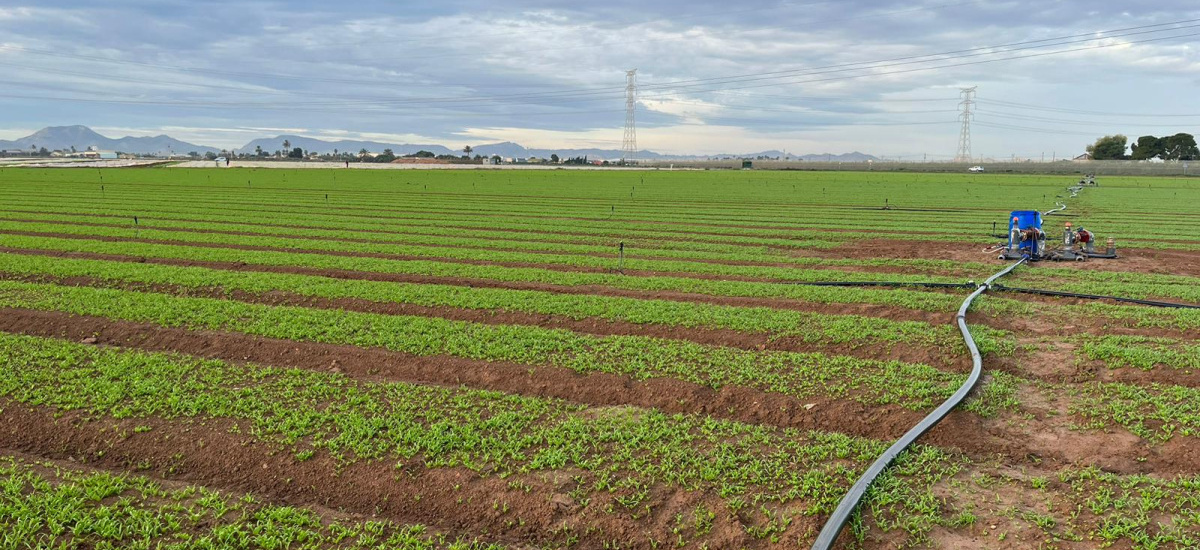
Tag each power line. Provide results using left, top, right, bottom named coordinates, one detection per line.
left=975, top=107, right=1200, bottom=128
left=3, top=23, right=1197, bottom=127
left=977, top=98, right=1200, bottom=118
left=5, top=17, right=1199, bottom=109
left=0, top=1, right=984, bottom=90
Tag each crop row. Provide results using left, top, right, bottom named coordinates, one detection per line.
left=7, top=187, right=1190, bottom=250
left=0, top=201, right=852, bottom=259
left=1013, top=269, right=1200, bottom=304
left=0, top=279, right=1006, bottom=413
left=1070, top=381, right=1200, bottom=441
left=0, top=218, right=984, bottom=282
left=0, top=198, right=860, bottom=252
left=5, top=276, right=1194, bottom=442
left=0, top=208, right=986, bottom=273
left=0, top=456, right=501, bottom=549
left=0, top=253, right=998, bottom=355
left=1078, top=335, right=1200, bottom=371
left=0, top=176, right=1009, bottom=235
left=0, top=177, right=1021, bottom=239
left=0, top=234, right=1002, bottom=313
left=2, top=181, right=1000, bottom=230
left=15, top=215, right=1200, bottom=303
left=0, top=331, right=962, bottom=545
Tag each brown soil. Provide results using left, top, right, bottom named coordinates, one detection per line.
left=0, top=228, right=891, bottom=284
left=7, top=244, right=1197, bottom=345
left=0, top=449, right=515, bottom=547
left=0, top=215, right=965, bottom=276
left=0, top=193, right=962, bottom=238
left=797, top=238, right=1200, bottom=277
left=0, top=246, right=950, bottom=324
left=2, top=307, right=1195, bottom=477
left=1018, top=339, right=1200, bottom=388
left=0, top=405, right=758, bottom=549
left=0, top=272, right=963, bottom=367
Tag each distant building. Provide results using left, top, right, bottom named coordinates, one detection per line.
left=391, top=157, right=449, bottom=165
left=1073, top=153, right=1093, bottom=161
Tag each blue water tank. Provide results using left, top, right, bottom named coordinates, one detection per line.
left=1008, top=210, right=1042, bottom=252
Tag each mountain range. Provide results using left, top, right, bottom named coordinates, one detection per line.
left=0, top=126, right=221, bottom=155
left=1, top=126, right=879, bottom=162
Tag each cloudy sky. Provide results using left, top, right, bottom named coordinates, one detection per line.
left=1, top=0, right=1199, bottom=158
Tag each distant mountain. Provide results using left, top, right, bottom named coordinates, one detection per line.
left=0, top=125, right=220, bottom=155
left=0, top=125, right=880, bottom=162
left=233, top=136, right=880, bottom=162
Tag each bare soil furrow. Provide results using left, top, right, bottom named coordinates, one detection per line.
left=0, top=308, right=1193, bottom=476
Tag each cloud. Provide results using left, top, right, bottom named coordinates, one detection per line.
left=1, top=0, right=1199, bottom=156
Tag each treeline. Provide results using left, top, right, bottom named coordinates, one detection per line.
left=1087, top=133, right=1199, bottom=161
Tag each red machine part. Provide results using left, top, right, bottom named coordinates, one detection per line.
left=1077, top=228, right=1093, bottom=243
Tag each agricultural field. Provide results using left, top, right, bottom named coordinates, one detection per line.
left=0, top=166, right=1199, bottom=549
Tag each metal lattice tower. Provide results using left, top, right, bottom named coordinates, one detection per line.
left=622, top=69, right=637, bottom=164
left=954, top=86, right=976, bottom=163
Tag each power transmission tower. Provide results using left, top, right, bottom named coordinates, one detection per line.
left=622, top=69, right=637, bottom=164
left=954, top=86, right=976, bottom=163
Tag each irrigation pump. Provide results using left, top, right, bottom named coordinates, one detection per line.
left=998, top=211, right=1117, bottom=261
left=999, top=210, right=1046, bottom=260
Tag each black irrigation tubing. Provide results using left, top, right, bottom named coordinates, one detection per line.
left=785, top=280, right=976, bottom=289
left=788, top=279, right=1200, bottom=309
left=991, top=284, right=1200, bottom=309
left=809, top=258, right=1027, bottom=550
left=845, top=206, right=972, bottom=213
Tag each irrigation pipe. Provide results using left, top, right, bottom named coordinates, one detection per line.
left=788, top=279, right=1199, bottom=310
left=786, top=281, right=977, bottom=289
left=991, top=284, right=1200, bottom=309
left=810, top=258, right=1026, bottom=550
left=1042, top=201, right=1067, bottom=216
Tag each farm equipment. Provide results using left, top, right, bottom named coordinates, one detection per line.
left=999, top=210, right=1046, bottom=260
left=998, top=211, right=1117, bottom=261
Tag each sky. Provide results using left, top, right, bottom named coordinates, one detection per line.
left=1, top=0, right=1199, bottom=158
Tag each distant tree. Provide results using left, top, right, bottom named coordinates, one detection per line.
left=188, top=151, right=200, bottom=158
left=358, top=148, right=369, bottom=158
left=38, top=147, right=49, bottom=157
left=204, top=152, right=217, bottom=160
left=1161, top=133, right=1199, bottom=161
left=371, top=149, right=396, bottom=163
left=283, top=139, right=291, bottom=153
left=70, top=146, right=76, bottom=153
left=491, top=155, right=502, bottom=164
left=1130, top=135, right=1163, bottom=160
left=1086, top=135, right=1128, bottom=160
left=550, top=153, right=560, bottom=163
left=462, top=145, right=473, bottom=158
left=288, top=147, right=303, bottom=158
left=407, top=150, right=435, bottom=158
left=333, top=148, right=339, bottom=157
left=255, top=145, right=264, bottom=157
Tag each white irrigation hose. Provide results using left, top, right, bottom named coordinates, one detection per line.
left=1042, top=201, right=1068, bottom=216
left=1041, top=182, right=1084, bottom=216
left=810, top=258, right=1026, bottom=550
